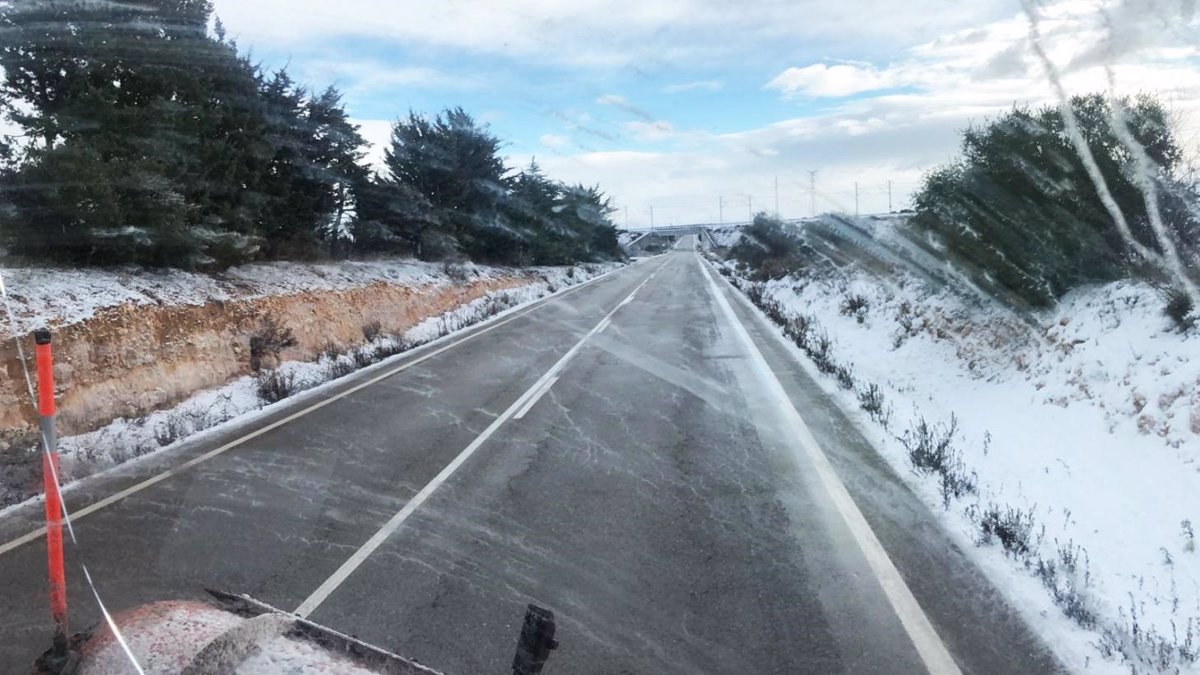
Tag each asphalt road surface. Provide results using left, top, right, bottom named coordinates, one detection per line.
left=0, top=238, right=1063, bottom=674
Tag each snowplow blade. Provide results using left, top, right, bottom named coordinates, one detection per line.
left=33, top=589, right=443, bottom=675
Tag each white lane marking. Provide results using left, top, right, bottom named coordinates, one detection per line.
left=513, top=376, right=559, bottom=420
left=0, top=262, right=643, bottom=559
left=595, top=317, right=613, bottom=334
left=293, top=258, right=670, bottom=618
left=697, top=256, right=962, bottom=675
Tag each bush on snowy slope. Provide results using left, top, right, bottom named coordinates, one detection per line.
left=717, top=248, right=1200, bottom=672
left=910, top=93, right=1200, bottom=313
left=726, top=214, right=816, bottom=280
left=705, top=226, right=748, bottom=251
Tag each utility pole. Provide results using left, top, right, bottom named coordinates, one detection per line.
left=719, top=196, right=724, bottom=226
left=774, top=174, right=780, bottom=217
left=649, top=205, right=655, bottom=229
left=808, top=170, right=817, bottom=217
left=624, top=206, right=629, bottom=229
left=887, top=180, right=893, bottom=213
left=854, top=182, right=860, bottom=217
left=747, top=196, right=753, bottom=222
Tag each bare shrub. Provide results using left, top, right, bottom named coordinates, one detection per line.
left=255, top=369, right=298, bottom=405
left=900, top=414, right=976, bottom=506
left=372, top=337, right=413, bottom=361
left=975, top=502, right=1037, bottom=557
left=153, top=412, right=189, bottom=447
left=840, top=293, right=870, bottom=323
left=324, top=357, right=355, bottom=380
left=1164, top=286, right=1196, bottom=332
left=320, top=341, right=341, bottom=361
left=351, top=348, right=375, bottom=369
left=362, top=320, right=384, bottom=342
left=249, top=315, right=297, bottom=372
left=857, top=383, right=891, bottom=427
left=442, top=262, right=470, bottom=282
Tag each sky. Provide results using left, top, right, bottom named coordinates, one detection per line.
left=209, top=0, right=1200, bottom=228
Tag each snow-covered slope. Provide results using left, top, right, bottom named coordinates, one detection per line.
left=0, top=259, right=518, bottom=336
left=0, top=259, right=622, bottom=511
left=721, top=259, right=1200, bottom=673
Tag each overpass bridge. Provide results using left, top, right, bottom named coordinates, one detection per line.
left=622, top=221, right=749, bottom=247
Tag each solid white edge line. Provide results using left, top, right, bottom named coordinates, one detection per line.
left=697, top=255, right=962, bottom=675
left=292, top=256, right=671, bottom=618
left=0, top=260, right=646, bottom=559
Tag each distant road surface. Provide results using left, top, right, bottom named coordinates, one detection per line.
left=0, top=237, right=1063, bottom=673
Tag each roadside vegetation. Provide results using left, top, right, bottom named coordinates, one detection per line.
left=0, top=266, right=606, bottom=510
left=0, top=1, right=622, bottom=270
left=711, top=91, right=1200, bottom=671
left=718, top=255, right=1200, bottom=672
left=910, top=94, right=1199, bottom=324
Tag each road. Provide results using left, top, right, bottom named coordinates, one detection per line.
left=0, top=239, right=1062, bottom=674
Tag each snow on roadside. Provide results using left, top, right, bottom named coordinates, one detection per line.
left=719, top=259, right=1200, bottom=673
left=0, top=258, right=522, bottom=336
left=706, top=226, right=745, bottom=249
left=1, top=262, right=621, bottom=514
left=617, top=230, right=643, bottom=247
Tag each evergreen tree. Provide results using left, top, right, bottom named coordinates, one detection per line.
left=0, top=2, right=613, bottom=269
left=0, top=0, right=260, bottom=266
left=505, top=160, right=561, bottom=264
left=376, top=107, right=511, bottom=260
left=0, top=1, right=370, bottom=267
left=303, top=87, right=370, bottom=255
left=911, top=93, right=1197, bottom=306
left=554, top=183, right=622, bottom=263
left=728, top=214, right=814, bottom=279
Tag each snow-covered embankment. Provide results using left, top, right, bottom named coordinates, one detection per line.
left=0, top=259, right=620, bottom=509
left=716, top=251, right=1199, bottom=673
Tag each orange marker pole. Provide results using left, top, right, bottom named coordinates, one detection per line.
left=35, top=328, right=68, bottom=656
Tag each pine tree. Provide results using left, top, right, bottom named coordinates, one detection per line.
left=0, top=1, right=370, bottom=267
left=553, top=183, right=622, bottom=263
left=505, top=160, right=561, bottom=264
left=377, top=107, right=511, bottom=261
left=911, top=94, right=1197, bottom=306
left=0, top=0, right=258, bottom=266
left=303, top=87, right=370, bottom=254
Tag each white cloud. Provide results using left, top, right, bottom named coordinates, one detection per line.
left=211, top=0, right=1016, bottom=70
left=767, top=63, right=906, bottom=98
left=535, top=0, right=1200, bottom=225
left=241, top=0, right=1200, bottom=226
left=663, top=80, right=724, bottom=94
